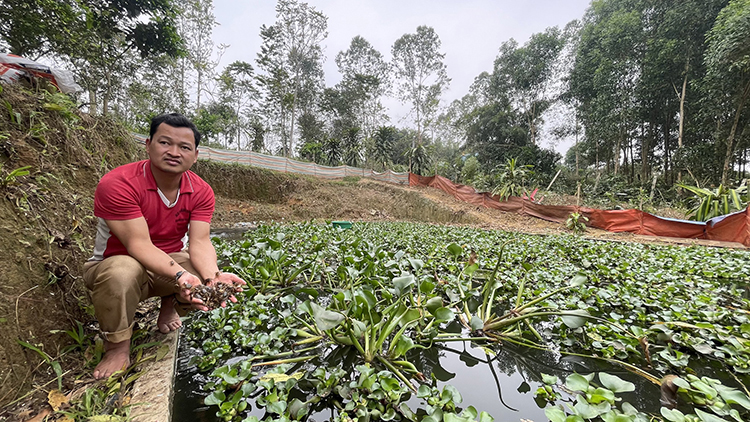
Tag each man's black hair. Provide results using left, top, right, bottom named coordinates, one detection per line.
left=149, top=113, right=202, bottom=147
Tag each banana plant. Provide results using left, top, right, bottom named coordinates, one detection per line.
left=677, top=182, right=747, bottom=221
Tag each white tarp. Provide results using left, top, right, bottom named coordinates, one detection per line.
left=0, top=53, right=81, bottom=94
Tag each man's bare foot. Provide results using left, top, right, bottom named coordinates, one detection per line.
left=93, top=339, right=130, bottom=380
left=157, top=295, right=182, bottom=333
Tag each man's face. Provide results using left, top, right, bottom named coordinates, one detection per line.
left=146, top=123, right=198, bottom=175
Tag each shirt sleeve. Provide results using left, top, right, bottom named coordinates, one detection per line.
left=94, top=172, right=143, bottom=220
left=190, top=182, right=214, bottom=223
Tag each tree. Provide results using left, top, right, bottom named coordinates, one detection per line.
left=569, top=1, right=644, bottom=176
left=371, top=126, right=397, bottom=171
left=704, top=0, right=750, bottom=185
left=256, top=0, right=328, bottom=157
left=179, top=0, right=226, bottom=111
left=47, top=0, right=183, bottom=116
left=0, top=0, right=76, bottom=58
left=342, top=127, right=362, bottom=167
left=391, top=26, right=450, bottom=170
left=336, top=36, right=391, bottom=139
left=193, top=101, right=236, bottom=147
left=491, top=28, right=565, bottom=146
left=217, top=61, right=257, bottom=149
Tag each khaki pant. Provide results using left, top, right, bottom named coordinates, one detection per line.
left=83, top=252, right=197, bottom=343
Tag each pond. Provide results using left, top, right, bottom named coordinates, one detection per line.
left=173, top=222, right=750, bottom=422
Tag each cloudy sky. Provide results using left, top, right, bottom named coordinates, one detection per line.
left=212, top=0, right=592, bottom=152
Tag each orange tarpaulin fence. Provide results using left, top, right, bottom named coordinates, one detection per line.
left=409, top=173, right=750, bottom=247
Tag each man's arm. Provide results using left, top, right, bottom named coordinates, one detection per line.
left=188, top=220, right=246, bottom=302
left=105, top=217, right=207, bottom=311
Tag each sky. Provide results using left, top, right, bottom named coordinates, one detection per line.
left=212, top=0, right=593, bottom=153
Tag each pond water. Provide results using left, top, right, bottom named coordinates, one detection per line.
left=171, top=325, right=663, bottom=422
left=173, top=225, right=750, bottom=421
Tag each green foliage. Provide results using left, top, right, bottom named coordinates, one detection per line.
left=372, top=126, right=397, bottom=171
left=17, top=340, right=63, bottom=390
left=543, top=372, right=649, bottom=422
left=184, top=222, right=750, bottom=421
left=391, top=26, right=449, bottom=144
left=407, top=142, right=431, bottom=176
left=565, top=212, right=589, bottom=234
left=491, top=158, right=533, bottom=200
left=0, top=164, right=32, bottom=188
left=677, top=182, right=748, bottom=221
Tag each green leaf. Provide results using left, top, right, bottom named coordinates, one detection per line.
left=566, top=374, right=590, bottom=392
left=288, top=398, right=309, bottom=420
left=695, top=408, right=729, bottom=422
left=447, top=243, right=463, bottom=258
left=588, top=387, right=616, bottom=404
left=393, top=274, right=416, bottom=296
left=715, top=385, right=750, bottom=410
left=426, top=297, right=443, bottom=315
left=408, top=258, right=424, bottom=271
left=442, top=384, right=462, bottom=405
left=435, top=307, right=455, bottom=323
left=569, top=275, right=587, bottom=287
left=478, top=411, right=494, bottom=422
left=470, top=315, right=484, bottom=331
left=204, top=391, right=226, bottom=406
left=393, top=336, right=415, bottom=358
left=574, top=398, right=610, bottom=419
left=599, top=373, right=635, bottom=393
left=672, top=377, right=691, bottom=389
left=692, top=379, right=718, bottom=399
left=310, top=302, right=344, bottom=331
left=561, top=310, right=590, bottom=329
left=267, top=399, right=287, bottom=415
left=420, top=279, right=436, bottom=294
left=541, top=373, right=559, bottom=385
left=545, top=406, right=567, bottom=422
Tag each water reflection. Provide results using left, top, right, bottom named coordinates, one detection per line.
left=173, top=332, right=665, bottom=422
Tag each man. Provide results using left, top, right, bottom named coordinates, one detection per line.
left=83, top=113, right=245, bottom=379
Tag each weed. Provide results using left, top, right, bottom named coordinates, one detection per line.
left=42, top=91, right=80, bottom=125
left=52, top=321, right=91, bottom=355
left=3, top=99, right=21, bottom=125
left=0, top=163, right=32, bottom=187
left=17, top=340, right=63, bottom=390
left=565, top=212, right=589, bottom=234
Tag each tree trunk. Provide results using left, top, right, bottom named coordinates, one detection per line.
left=614, top=124, right=623, bottom=175
left=721, top=79, right=750, bottom=186
left=676, top=62, right=688, bottom=183
left=663, top=113, right=671, bottom=185
left=102, top=69, right=112, bottom=117
left=89, top=89, right=98, bottom=116
left=575, top=109, right=580, bottom=177
left=640, top=123, right=649, bottom=184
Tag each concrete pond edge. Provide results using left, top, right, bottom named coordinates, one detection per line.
left=130, top=330, right=178, bottom=422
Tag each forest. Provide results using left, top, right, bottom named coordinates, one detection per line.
left=3, top=0, right=750, bottom=209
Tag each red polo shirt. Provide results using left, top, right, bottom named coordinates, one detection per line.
left=90, top=160, right=214, bottom=260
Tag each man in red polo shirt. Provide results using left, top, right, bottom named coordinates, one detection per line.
left=83, top=113, right=245, bottom=379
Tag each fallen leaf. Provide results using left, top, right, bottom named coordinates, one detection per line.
left=259, top=372, right=304, bottom=383
left=155, top=343, right=170, bottom=361
left=48, top=389, right=69, bottom=411
left=23, top=408, right=51, bottom=422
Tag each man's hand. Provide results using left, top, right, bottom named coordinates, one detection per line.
left=206, top=272, right=246, bottom=307
left=177, top=272, right=209, bottom=311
